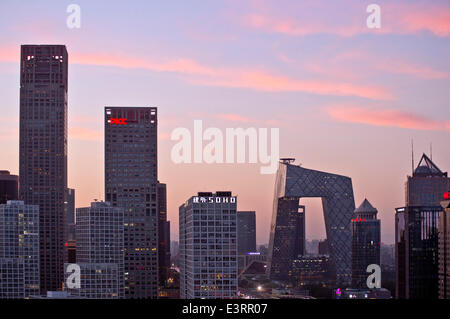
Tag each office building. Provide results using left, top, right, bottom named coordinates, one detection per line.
left=158, top=182, right=171, bottom=288
left=0, top=201, right=39, bottom=298
left=439, top=194, right=450, bottom=299
left=179, top=192, right=238, bottom=299
left=237, top=211, right=256, bottom=255
left=105, top=106, right=158, bottom=298
left=351, top=199, right=380, bottom=288
left=19, top=45, right=68, bottom=293
left=0, top=171, right=18, bottom=204
left=64, top=188, right=75, bottom=263
left=395, top=154, right=450, bottom=299
left=67, top=201, right=124, bottom=299
left=289, top=255, right=331, bottom=286
left=268, top=159, right=355, bottom=284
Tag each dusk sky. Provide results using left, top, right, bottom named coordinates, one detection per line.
left=0, top=0, right=449, bottom=245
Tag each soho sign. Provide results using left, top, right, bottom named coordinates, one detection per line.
left=193, top=196, right=236, bottom=204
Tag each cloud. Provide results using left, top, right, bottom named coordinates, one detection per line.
left=0, top=45, right=391, bottom=100
left=71, top=53, right=218, bottom=76
left=72, top=51, right=391, bottom=100
left=242, top=2, right=450, bottom=37
left=194, top=70, right=392, bottom=100
left=215, top=113, right=251, bottom=123
left=327, top=105, right=450, bottom=132
left=376, top=60, right=449, bottom=79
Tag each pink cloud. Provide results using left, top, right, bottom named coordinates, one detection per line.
left=215, top=113, right=250, bottom=123
left=327, top=105, right=450, bottom=132
left=68, top=127, right=102, bottom=141
left=0, top=46, right=391, bottom=100
left=71, top=52, right=218, bottom=76
left=196, top=70, right=392, bottom=100
left=243, top=2, right=450, bottom=37
left=376, top=60, right=449, bottom=79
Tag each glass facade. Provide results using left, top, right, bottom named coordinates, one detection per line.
left=395, top=154, right=449, bottom=299
left=105, top=106, right=158, bottom=298
left=237, top=211, right=256, bottom=255
left=19, top=45, right=68, bottom=293
left=268, top=162, right=355, bottom=284
left=0, top=201, right=40, bottom=298
left=351, top=199, right=381, bottom=288
left=68, top=201, right=124, bottom=299
left=179, top=192, right=238, bottom=299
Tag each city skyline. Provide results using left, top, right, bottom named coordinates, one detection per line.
left=1, top=1, right=450, bottom=246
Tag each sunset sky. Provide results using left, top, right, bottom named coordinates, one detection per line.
left=0, top=0, right=449, bottom=245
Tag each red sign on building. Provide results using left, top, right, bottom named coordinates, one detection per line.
left=110, top=118, right=127, bottom=125
left=444, top=192, right=450, bottom=199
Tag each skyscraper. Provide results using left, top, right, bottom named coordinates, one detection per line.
left=351, top=199, right=380, bottom=288
left=267, top=199, right=305, bottom=281
left=19, top=45, right=68, bottom=293
left=237, top=211, right=256, bottom=255
left=64, top=188, right=75, bottom=263
left=67, top=201, right=124, bottom=299
left=0, top=201, right=39, bottom=298
left=268, top=160, right=355, bottom=284
left=104, top=106, right=158, bottom=298
left=0, top=171, right=18, bottom=204
left=158, top=182, right=171, bottom=289
left=179, top=192, right=238, bottom=299
left=438, top=193, right=450, bottom=299
left=395, top=154, right=450, bottom=299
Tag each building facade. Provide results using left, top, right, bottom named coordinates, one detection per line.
left=19, top=45, right=68, bottom=293
left=0, top=171, right=19, bottom=204
left=237, top=211, right=256, bottom=255
left=395, top=154, right=449, bottom=299
left=104, top=106, right=158, bottom=298
left=158, top=182, right=171, bottom=289
left=0, top=201, right=39, bottom=298
left=179, top=192, right=238, bottom=299
left=438, top=195, right=450, bottom=299
left=67, top=201, right=124, bottom=299
left=351, top=199, right=380, bottom=288
left=289, top=255, right=331, bottom=286
left=268, top=160, right=355, bottom=284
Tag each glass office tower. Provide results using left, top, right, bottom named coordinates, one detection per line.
left=351, top=199, right=380, bottom=288
left=395, top=154, right=450, bottom=299
left=179, top=192, right=238, bottom=299
left=19, top=45, right=68, bottom=293
left=105, top=106, right=158, bottom=298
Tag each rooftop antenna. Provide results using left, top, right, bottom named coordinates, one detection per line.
left=411, top=139, right=414, bottom=175
left=430, top=142, right=433, bottom=161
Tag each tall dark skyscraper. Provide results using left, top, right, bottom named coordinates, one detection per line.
left=19, top=45, right=68, bottom=293
left=0, top=171, right=18, bottom=204
left=105, top=106, right=158, bottom=298
left=395, top=154, right=450, bottom=299
left=158, top=182, right=171, bottom=289
left=351, top=199, right=380, bottom=288
left=237, top=211, right=256, bottom=255
left=268, top=160, right=355, bottom=284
